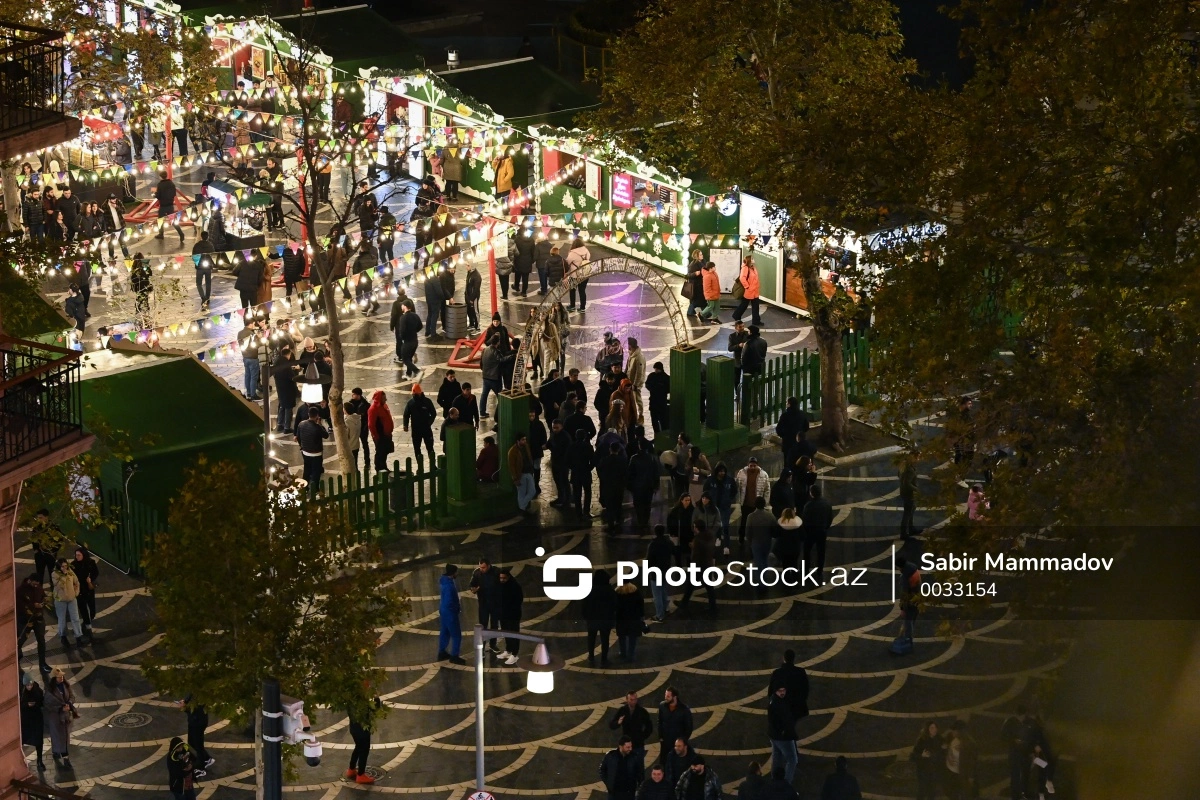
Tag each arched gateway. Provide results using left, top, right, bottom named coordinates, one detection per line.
left=512, top=257, right=691, bottom=387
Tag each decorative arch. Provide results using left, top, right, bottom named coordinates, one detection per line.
left=512, top=257, right=691, bottom=388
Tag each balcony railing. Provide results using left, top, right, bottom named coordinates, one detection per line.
left=0, top=22, right=66, bottom=136
left=0, top=335, right=84, bottom=468
left=13, top=779, right=90, bottom=800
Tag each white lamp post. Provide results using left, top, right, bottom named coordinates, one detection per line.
left=473, top=624, right=562, bottom=791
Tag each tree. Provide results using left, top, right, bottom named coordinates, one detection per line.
left=197, top=16, right=398, bottom=476
left=142, top=458, right=409, bottom=790
left=0, top=0, right=217, bottom=228
left=588, top=0, right=929, bottom=449
left=859, top=0, right=1200, bottom=529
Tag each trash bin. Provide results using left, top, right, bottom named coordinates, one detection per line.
left=444, top=301, right=468, bottom=340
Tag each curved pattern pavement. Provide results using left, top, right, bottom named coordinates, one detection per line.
left=18, top=440, right=1065, bottom=800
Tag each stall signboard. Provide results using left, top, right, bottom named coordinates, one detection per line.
left=585, top=161, right=601, bottom=201
left=612, top=172, right=633, bottom=208
left=738, top=192, right=785, bottom=246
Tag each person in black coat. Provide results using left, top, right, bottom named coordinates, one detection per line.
left=512, top=233, right=535, bottom=296
left=539, top=370, right=567, bottom=420
left=801, top=485, right=834, bottom=580
left=281, top=245, right=306, bottom=300
left=609, top=691, right=654, bottom=758
left=272, top=347, right=299, bottom=433
left=614, top=582, right=645, bottom=661
left=21, top=674, right=45, bottom=771
left=528, top=409, right=548, bottom=490
left=465, top=264, right=483, bottom=330
left=402, top=384, right=438, bottom=471
left=636, top=763, right=674, bottom=800
left=600, top=737, right=644, bottom=800
left=548, top=419, right=573, bottom=507
left=770, top=472, right=796, bottom=518
left=495, top=569, right=525, bottom=663
left=568, top=430, right=596, bottom=521
left=656, top=687, right=693, bottom=766
left=580, top=568, right=616, bottom=665
left=741, top=762, right=769, bottom=800
left=819, top=756, right=863, bottom=800
left=436, top=371, right=460, bottom=417
left=424, top=267, right=446, bottom=338
left=775, top=398, right=808, bottom=454
left=768, top=649, right=810, bottom=721
left=233, top=255, right=264, bottom=311
left=64, top=284, right=87, bottom=332
left=564, top=403, right=597, bottom=444
left=596, top=442, right=628, bottom=533
left=627, top=447, right=662, bottom=530
left=644, top=362, right=670, bottom=434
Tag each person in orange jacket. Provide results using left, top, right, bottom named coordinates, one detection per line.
left=699, top=262, right=722, bottom=325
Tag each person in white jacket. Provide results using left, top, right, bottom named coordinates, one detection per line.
left=565, top=239, right=591, bottom=312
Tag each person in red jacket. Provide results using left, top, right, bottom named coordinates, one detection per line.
left=367, top=391, right=394, bottom=473
left=699, top=262, right=722, bottom=325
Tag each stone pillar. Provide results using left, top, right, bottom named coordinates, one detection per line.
left=706, top=356, right=736, bottom=432
left=444, top=423, right=477, bottom=504
left=669, top=345, right=702, bottom=443
left=496, top=390, right=531, bottom=489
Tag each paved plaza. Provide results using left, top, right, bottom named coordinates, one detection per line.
left=23, top=162, right=1070, bottom=799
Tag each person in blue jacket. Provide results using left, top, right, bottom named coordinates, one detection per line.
left=438, top=564, right=466, bottom=664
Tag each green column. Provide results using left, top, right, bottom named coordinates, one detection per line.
left=496, top=389, right=531, bottom=489
left=444, top=423, right=477, bottom=504
left=669, top=345, right=702, bottom=443
left=706, top=355, right=735, bottom=431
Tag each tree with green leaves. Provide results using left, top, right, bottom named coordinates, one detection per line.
left=142, top=457, right=409, bottom=793
left=595, top=0, right=1200, bottom=527
left=589, top=0, right=929, bottom=449
left=0, top=0, right=217, bottom=229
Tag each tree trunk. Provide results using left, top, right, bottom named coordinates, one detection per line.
left=255, top=708, right=264, bottom=800
left=815, top=326, right=848, bottom=450
left=799, top=244, right=848, bottom=450
left=315, top=245, right=357, bottom=479
left=2, top=162, right=21, bottom=234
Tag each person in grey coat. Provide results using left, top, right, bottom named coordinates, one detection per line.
left=44, top=667, right=78, bottom=767
left=745, top=497, right=777, bottom=570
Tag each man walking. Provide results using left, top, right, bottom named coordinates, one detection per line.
left=495, top=568, right=525, bottom=665
left=596, top=442, right=628, bottom=533
left=657, top=687, right=693, bottom=767
left=628, top=445, right=662, bottom=530
left=609, top=691, right=654, bottom=763
left=16, top=574, right=50, bottom=674
left=296, top=406, right=330, bottom=499
left=569, top=430, right=596, bottom=520
left=768, top=650, right=810, bottom=722
left=437, top=564, right=466, bottom=664
left=600, top=736, right=644, bottom=800
left=153, top=171, right=185, bottom=244
left=768, top=686, right=799, bottom=783
left=402, top=384, right=438, bottom=471
left=437, top=370, right=461, bottom=418
left=741, top=325, right=768, bottom=394
left=735, top=457, right=771, bottom=547
left=801, top=485, right=834, bottom=582
left=675, top=757, right=721, bottom=800
left=727, top=321, right=749, bottom=392
left=469, top=558, right=502, bottom=654
left=393, top=299, right=423, bottom=377
left=192, top=230, right=215, bottom=311
left=645, top=362, right=670, bottom=435
left=548, top=419, right=573, bottom=507
left=899, top=457, right=918, bottom=539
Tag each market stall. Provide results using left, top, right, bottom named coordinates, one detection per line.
left=204, top=179, right=269, bottom=252
left=531, top=126, right=692, bottom=272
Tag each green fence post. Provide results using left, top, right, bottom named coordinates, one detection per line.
left=669, top=345, right=703, bottom=444
left=809, top=349, right=821, bottom=412
left=445, top=423, right=478, bottom=505
left=707, top=356, right=736, bottom=431
left=497, top=390, right=531, bottom=492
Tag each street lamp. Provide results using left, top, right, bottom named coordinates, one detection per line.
left=474, top=624, right=562, bottom=791
left=296, top=361, right=329, bottom=404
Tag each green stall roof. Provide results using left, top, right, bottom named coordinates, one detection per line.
left=273, top=7, right=423, bottom=73
left=438, top=59, right=598, bottom=128
left=80, top=356, right=263, bottom=511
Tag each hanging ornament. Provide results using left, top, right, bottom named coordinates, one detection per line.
left=481, top=162, right=495, bottom=181
left=560, top=190, right=576, bottom=211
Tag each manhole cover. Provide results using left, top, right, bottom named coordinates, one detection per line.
left=110, top=712, right=153, bottom=728
left=362, top=767, right=385, bottom=780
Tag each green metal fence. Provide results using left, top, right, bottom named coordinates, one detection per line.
left=319, top=457, right=447, bottom=541
left=75, top=484, right=162, bottom=577
left=741, top=332, right=872, bottom=427
left=741, top=348, right=821, bottom=426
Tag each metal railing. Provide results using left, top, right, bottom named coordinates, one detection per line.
left=0, top=335, right=85, bottom=467
left=13, top=778, right=90, bottom=800
left=0, top=22, right=67, bottom=135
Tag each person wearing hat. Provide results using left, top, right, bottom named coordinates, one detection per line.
left=403, top=384, right=438, bottom=472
